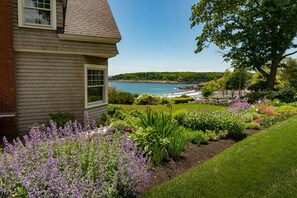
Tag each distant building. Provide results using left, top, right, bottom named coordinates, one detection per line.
left=0, top=0, right=121, bottom=138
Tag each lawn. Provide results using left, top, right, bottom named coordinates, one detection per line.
left=142, top=116, right=297, bottom=198
left=115, top=103, right=227, bottom=114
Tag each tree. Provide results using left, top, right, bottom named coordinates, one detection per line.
left=191, top=0, right=297, bottom=89
left=225, top=69, right=248, bottom=98
left=281, top=58, right=297, bottom=89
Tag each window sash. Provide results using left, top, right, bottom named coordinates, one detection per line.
left=24, top=0, right=51, bottom=10
left=87, top=68, right=106, bottom=105
left=19, top=0, right=56, bottom=29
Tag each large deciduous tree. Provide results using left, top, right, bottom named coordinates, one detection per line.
left=191, top=0, right=297, bottom=89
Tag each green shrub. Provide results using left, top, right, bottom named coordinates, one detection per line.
left=132, top=111, right=187, bottom=164
left=247, top=88, right=297, bottom=103
left=133, top=127, right=169, bottom=164
left=172, top=97, right=194, bottom=104
left=127, top=109, right=144, bottom=117
left=180, top=94, right=191, bottom=98
left=185, top=130, right=209, bottom=145
left=182, top=111, right=245, bottom=139
left=205, top=130, right=227, bottom=141
left=174, top=112, right=187, bottom=125
left=266, top=99, right=285, bottom=107
left=108, top=89, right=136, bottom=104
left=113, top=109, right=126, bottom=120
left=110, top=115, right=140, bottom=132
left=275, top=106, right=297, bottom=116
left=110, top=120, right=131, bottom=132
left=48, top=112, right=74, bottom=127
left=274, top=87, right=296, bottom=103
left=288, top=102, right=297, bottom=107
left=134, top=94, right=160, bottom=105
left=201, top=86, right=214, bottom=97
left=108, top=104, right=122, bottom=116
left=245, top=122, right=260, bottom=130
left=97, top=113, right=108, bottom=126
left=160, top=97, right=172, bottom=105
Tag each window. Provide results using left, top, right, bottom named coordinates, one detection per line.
left=85, top=65, right=108, bottom=108
left=18, top=0, right=56, bottom=29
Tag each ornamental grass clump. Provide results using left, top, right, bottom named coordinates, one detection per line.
left=0, top=114, right=150, bottom=198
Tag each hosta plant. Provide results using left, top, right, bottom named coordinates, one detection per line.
left=185, top=130, right=209, bottom=145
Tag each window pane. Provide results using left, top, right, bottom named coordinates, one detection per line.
left=37, top=3, right=44, bottom=8
left=87, top=69, right=105, bottom=86
left=25, top=0, right=37, bottom=7
left=88, top=87, right=103, bottom=103
left=25, top=0, right=50, bottom=9
left=24, top=8, right=51, bottom=25
left=45, top=3, right=50, bottom=9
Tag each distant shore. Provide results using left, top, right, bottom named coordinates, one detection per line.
left=109, top=80, right=197, bottom=84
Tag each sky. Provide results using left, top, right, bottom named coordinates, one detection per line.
left=108, top=0, right=231, bottom=76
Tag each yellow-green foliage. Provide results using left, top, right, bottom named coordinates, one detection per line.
left=275, top=106, right=297, bottom=116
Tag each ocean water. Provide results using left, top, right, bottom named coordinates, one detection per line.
left=108, top=82, right=197, bottom=96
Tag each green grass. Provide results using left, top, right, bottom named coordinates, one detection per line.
left=142, top=116, right=297, bottom=198
left=115, top=103, right=227, bottom=114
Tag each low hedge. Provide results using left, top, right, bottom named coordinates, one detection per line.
left=172, top=97, right=194, bottom=104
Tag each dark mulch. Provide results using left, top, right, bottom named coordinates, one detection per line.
left=142, top=128, right=262, bottom=193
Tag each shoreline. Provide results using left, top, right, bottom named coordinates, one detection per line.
left=109, top=80, right=197, bottom=84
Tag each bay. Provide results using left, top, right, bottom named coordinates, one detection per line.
left=108, top=82, right=197, bottom=96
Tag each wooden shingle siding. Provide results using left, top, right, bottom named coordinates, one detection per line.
left=13, top=0, right=119, bottom=56
left=87, top=105, right=108, bottom=121
left=57, top=0, right=64, bottom=28
left=16, top=52, right=107, bottom=132
left=13, top=0, right=114, bottom=133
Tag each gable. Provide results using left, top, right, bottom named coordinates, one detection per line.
left=63, top=0, right=121, bottom=41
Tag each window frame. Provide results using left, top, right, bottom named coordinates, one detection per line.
left=84, top=64, right=108, bottom=109
left=18, top=0, right=57, bottom=30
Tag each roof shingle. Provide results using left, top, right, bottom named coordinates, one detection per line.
left=64, top=0, right=121, bottom=40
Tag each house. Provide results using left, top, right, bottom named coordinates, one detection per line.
left=0, top=0, right=121, bottom=138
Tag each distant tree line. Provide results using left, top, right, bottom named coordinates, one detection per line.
left=109, top=72, right=224, bottom=83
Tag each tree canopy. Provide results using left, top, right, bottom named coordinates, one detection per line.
left=281, top=58, right=297, bottom=89
left=191, top=0, right=297, bottom=89
left=110, top=72, right=224, bottom=83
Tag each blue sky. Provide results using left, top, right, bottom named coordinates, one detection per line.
left=108, top=0, right=231, bottom=75
left=108, top=0, right=296, bottom=76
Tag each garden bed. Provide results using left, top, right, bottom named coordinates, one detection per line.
left=141, top=128, right=262, bottom=194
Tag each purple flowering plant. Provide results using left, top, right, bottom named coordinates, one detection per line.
left=227, top=101, right=251, bottom=113
left=0, top=112, right=150, bottom=198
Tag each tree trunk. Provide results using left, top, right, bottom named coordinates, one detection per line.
left=266, top=59, right=279, bottom=90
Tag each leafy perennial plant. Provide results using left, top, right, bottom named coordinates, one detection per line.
left=177, top=111, right=245, bottom=139
left=132, top=111, right=187, bottom=164
left=0, top=114, right=150, bottom=198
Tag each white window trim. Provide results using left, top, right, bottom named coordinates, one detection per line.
left=18, top=0, right=57, bottom=30
left=84, top=64, right=108, bottom=109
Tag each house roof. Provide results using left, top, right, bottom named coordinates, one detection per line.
left=64, top=0, right=121, bottom=42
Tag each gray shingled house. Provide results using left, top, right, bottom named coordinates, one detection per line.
left=0, top=0, right=121, bottom=137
